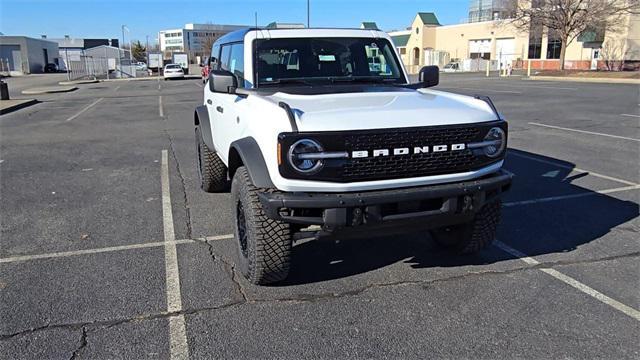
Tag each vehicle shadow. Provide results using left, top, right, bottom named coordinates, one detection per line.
left=280, top=148, right=639, bottom=286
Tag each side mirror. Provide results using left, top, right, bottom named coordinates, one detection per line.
left=208, top=70, right=237, bottom=94
left=419, top=65, right=439, bottom=88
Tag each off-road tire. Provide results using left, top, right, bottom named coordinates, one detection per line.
left=195, top=127, right=228, bottom=192
left=430, top=199, right=502, bottom=254
left=232, top=166, right=293, bottom=285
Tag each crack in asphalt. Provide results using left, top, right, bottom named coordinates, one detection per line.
left=69, top=326, right=87, bottom=360
left=162, top=125, right=193, bottom=240
left=2, top=249, right=637, bottom=341
left=191, top=238, right=249, bottom=302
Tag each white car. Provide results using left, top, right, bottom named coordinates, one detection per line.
left=163, top=64, right=184, bottom=80
left=194, top=28, right=511, bottom=285
left=135, top=62, right=148, bottom=71
left=442, top=62, right=461, bottom=72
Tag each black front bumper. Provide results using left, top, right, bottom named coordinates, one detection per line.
left=258, top=170, right=512, bottom=233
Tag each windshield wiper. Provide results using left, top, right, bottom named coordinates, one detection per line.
left=328, top=76, right=399, bottom=84
left=258, top=78, right=314, bottom=86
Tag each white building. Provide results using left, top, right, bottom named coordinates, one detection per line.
left=159, top=23, right=247, bottom=62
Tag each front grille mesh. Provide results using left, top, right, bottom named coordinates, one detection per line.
left=341, top=126, right=489, bottom=181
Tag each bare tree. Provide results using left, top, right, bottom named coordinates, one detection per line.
left=507, top=0, right=639, bottom=69
left=600, top=38, right=628, bottom=70
left=201, top=34, right=217, bottom=61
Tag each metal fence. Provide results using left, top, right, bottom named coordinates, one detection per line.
left=65, top=55, right=137, bottom=80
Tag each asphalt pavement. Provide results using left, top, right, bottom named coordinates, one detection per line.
left=0, top=73, right=638, bottom=359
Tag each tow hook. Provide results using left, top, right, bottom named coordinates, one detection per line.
left=462, top=195, right=474, bottom=212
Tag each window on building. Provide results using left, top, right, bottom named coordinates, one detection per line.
left=528, top=19, right=543, bottom=59
left=546, top=38, right=562, bottom=59
left=415, top=27, right=419, bottom=34
left=400, top=47, right=406, bottom=55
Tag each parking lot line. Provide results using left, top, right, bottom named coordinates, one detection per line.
left=159, top=95, right=164, bottom=118
left=161, top=149, right=189, bottom=360
left=65, top=97, right=104, bottom=122
left=620, top=114, right=640, bottom=118
left=495, top=241, right=640, bottom=321
left=440, top=86, right=522, bottom=94
left=492, top=84, right=577, bottom=91
left=114, top=85, right=121, bottom=92
left=529, top=122, right=640, bottom=142
left=503, top=185, right=640, bottom=207
left=508, top=151, right=639, bottom=186
left=203, top=234, right=234, bottom=241
left=0, top=239, right=195, bottom=264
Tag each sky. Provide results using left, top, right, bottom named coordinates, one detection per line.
left=0, top=0, right=470, bottom=44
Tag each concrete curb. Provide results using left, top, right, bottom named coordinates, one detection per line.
left=22, top=86, right=78, bottom=95
left=59, top=79, right=98, bottom=85
left=528, top=76, right=640, bottom=84
left=0, top=99, right=38, bottom=115
left=100, top=75, right=200, bottom=82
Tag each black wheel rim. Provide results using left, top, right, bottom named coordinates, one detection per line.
left=236, top=199, right=249, bottom=258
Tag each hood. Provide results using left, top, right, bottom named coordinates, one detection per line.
left=266, top=87, right=499, bottom=132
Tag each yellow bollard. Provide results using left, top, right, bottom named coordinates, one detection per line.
left=486, top=61, right=490, bottom=77
left=527, top=59, right=532, bottom=77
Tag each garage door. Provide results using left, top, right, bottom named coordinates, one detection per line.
left=469, top=39, right=491, bottom=59
left=496, top=38, right=515, bottom=69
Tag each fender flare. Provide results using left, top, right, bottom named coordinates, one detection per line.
left=194, top=105, right=215, bottom=150
left=228, top=137, right=275, bottom=189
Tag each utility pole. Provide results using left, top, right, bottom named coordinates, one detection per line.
left=307, top=0, right=310, bottom=28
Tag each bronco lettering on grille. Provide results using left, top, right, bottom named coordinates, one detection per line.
left=351, top=144, right=466, bottom=159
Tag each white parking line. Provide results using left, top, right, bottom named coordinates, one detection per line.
left=65, top=98, right=104, bottom=122
left=159, top=95, right=164, bottom=118
left=529, top=122, right=640, bottom=142
left=0, top=239, right=195, bottom=264
left=493, top=84, right=577, bottom=91
left=508, top=151, right=639, bottom=186
left=621, top=113, right=640, bottom=118
left=161, top=150, right=189, bottom=360
left=441, top=86, right=522, bottom=94
left=495, top=241, right=640, bottom=321
left=503, top=185, right=640, bottom=207
left=114, top=85, right=121, bottom=92
left=194, top=82, right=203, bottom=88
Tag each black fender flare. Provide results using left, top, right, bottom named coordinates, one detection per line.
left=194, top=105, right=215, bottom=150
left=228, top=137, right=275, bottom=189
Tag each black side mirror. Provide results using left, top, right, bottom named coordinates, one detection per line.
left=419, top=65, right=439, bottom=88
left=208, top=70, right=237, bottom=94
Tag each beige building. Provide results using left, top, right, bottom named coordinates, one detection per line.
left=389, top=11, right=640, bottom=73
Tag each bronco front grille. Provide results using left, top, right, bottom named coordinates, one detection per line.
left=278, top=121, right=507, bottom=183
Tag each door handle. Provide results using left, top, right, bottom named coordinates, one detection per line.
left=206, top=99, right=212, bottom=105
left=216, top=106, right=224, bottom=113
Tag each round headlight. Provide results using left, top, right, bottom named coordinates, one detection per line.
left=288, top=139, right=324, bottom=174
left=483, top=127, right=506, bottom=158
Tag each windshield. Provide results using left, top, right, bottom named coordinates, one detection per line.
left=255, top=37, right=405, bottom=86
left=166, top=64, right=181, bottom=69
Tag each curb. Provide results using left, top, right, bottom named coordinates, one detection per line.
left=22, top=86, right=78, bottom=95
left=528, top=76, right=640, bottom=84
left=100, top=75, right=200, bottom=82
left=0, top=99, right=38, bottom=115
left=59, top=79, right=98, bottom=85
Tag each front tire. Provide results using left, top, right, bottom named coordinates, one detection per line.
left=195, top=127, right=228, bottom=192
left=430, top=199, right=502, bottom=254
left=232, top=167, right=293, bottom=285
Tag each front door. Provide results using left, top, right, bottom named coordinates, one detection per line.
left=591, top=49, right=600, bottom=70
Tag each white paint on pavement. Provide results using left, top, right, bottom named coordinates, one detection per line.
left=161, top=149, right=189, bottom=360
left=509, top=151, right=639, bottom=186
left=0, top=239, right=195, bottom=264
left=65, top=97, right=104, bottom=122
left=503, top=185, right=640, bottom=207
left=529, top=122, right=640, bottom=142
left=441, top=86, right=522, bottom=94
left=159, top=95, right=164, bottom=118
left=114, top=85, right=121, bottom=92
left=495, top=241, right=640, bottom=321
left=203, top=234, right=234, bottom=241
left=620, top=113, right=640, bottom=118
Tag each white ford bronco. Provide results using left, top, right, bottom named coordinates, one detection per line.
left=194, top=28, right=512, bottom=285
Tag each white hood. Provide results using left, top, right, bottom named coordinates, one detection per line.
left=266, top=88, right=499, bottom=132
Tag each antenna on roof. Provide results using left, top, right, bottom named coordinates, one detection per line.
left=254, top=11, right=259, bottom=89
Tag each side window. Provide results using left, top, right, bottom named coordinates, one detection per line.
left=220, top=45, right=232, bottom=72
left=228, top=43, right=245, bottom=87
left=210, top=44, right=220, bottom=69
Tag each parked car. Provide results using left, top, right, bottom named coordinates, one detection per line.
left=135, top=62, right=148, bottom=71
left=442, top=62, right=461, bottom=72
left=193, top=28, right=512, bottom=285
left=44, top=63, right=59, bottom=73
left=163, top=64, right=184, bottom=80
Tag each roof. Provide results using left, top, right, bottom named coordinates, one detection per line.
left=391, top=34, right=410, bottom=47
left=266, top=22, right=306, bottom=29
left=417, top=12, right=441, bottom=26
left=361, top=22, right=378, bottom=30
left=215, top=28, right=391, bottom=46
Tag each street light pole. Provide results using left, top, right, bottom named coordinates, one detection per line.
left=307, top=0, right=310, bottom=28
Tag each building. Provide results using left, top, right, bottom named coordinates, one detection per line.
left=388, top=9, right=640, bottom=73
left=50, top=36, right=120, bottom=70
left=468, top=0, right=512, bottom=23
left=159, top=23, right=247, bottom=62
left=0, top=36, right=59, bottom=74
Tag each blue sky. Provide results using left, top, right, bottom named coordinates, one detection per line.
left=1, top=0, right=469, bottom=44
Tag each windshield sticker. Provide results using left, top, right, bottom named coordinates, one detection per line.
left=318, top=55, right=336, bottom=62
